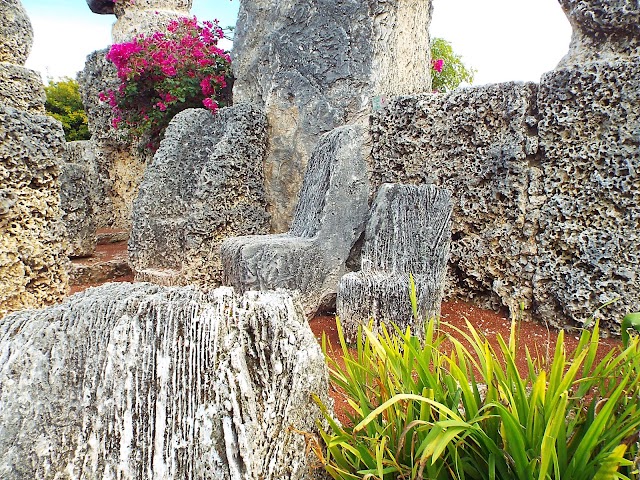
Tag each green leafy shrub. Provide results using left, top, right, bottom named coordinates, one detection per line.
left=44, top=78, right=90, bottom=141
left=314, top=316, right=640, bottom=479
left=430, top=37, right=475, bottom=93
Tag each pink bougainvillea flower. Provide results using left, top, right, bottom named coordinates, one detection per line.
left=101, top=15, right=231, bottom=150
left=432, top=58, right=444, bottom=73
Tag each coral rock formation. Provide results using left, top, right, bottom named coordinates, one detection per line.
left=129, top=105, right=270, bottom=287
left=0, top=0, right=68, bottom=318
left=77, top=50, right=150, bottom=230
left=222, top=124, right=370, bottom=318
left=60, top=141, right=100, bottom=257
left=233, top=0, right=433, bottom=231
left=0, top=283, right=331, bottom=479
left=370, top=83, right=540, bottom=315
left=111, top=0, right=193, bottom=43
left=338, top=184, right=452, bottom=343
left=369, top=0, right=640, bottom=332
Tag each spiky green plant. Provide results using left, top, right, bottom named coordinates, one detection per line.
left=314, top=316, right=640, bottom=480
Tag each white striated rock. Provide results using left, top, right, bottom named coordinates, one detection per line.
left=0, top=282, right=331, bottom=479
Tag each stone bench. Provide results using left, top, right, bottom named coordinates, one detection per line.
left=221, top=124, right=370, bottom=318
left=337, top=183, right=452, bottom=342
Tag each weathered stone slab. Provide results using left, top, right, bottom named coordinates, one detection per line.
left=535, top=59, right=640, bottom=331
left=0, top=105, right=68, bottom=318
left=129, top=105, right=270, bottom=287
left=337, top=184, right=452, bottom=342
left=233, top=0, right=432, bottom=231
left=59, top=162, right=97, bottom=257
left=0, top=63, right=46, bottom=114
left=0, top=282, right=331, bottom=479
left=222, top=124, right=370, bottom=318
left=370, top=83, right=540, bottom=315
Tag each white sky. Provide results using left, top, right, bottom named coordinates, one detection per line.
left=22, top=0, right=573, bottom=86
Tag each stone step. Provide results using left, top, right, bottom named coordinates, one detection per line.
left=134, top=268, right=185, bottom=287
left=96, top=228, right=129, bottom=245
left=69, top=236, right=131, bottom=286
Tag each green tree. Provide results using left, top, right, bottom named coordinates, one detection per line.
left=44, top=78, right=90, bottom=141
left=430, top=37, right=475, bottom=92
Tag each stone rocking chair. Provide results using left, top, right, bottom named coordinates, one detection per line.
left=220, top=124, right=370, bottom=318
left=337, top=183, right=453, bottom=343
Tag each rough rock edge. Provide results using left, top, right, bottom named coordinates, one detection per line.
left=0, top=282, right=332, bottom=479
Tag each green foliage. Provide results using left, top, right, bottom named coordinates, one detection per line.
left=430, top=37, right=475, bottom=93
left=622, top=313, right=640, bottom=348
left=44, top=78, right=90, bottom=141
left=315, top=316, right=640, bottom=479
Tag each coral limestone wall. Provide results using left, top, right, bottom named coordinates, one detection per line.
left=371, top=0, right=640, bottom=331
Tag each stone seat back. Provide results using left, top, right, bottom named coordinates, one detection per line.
left=337, top=183, right=452, bottom=342
left=221, top=124, right=370, bottom=318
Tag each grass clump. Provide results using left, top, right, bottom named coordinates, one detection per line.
left=313, top=316, right=640, bottom=479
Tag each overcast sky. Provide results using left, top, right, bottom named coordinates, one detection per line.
left=22, top=0, right=572, bottom=86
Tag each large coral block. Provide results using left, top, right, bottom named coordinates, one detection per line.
left=370, top=83, right=540, bottom=314
left=221, top=124, right=370, bottom=318
left=535, top=60, right=640, bottom=330
left=129, top=105, right=270, bottom=286
left=337, top=184, right=452, bottom=342
left=233, top=0, right=432, bottom=230
left=0, top=105, right=68, bottom=318
left=0, top=283, right=331, bottom=479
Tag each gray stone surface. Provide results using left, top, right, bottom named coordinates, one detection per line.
left=558, top=0, right=640, bottom=65
left=0, top=0, right=33, bottom=66
left=60, top=141, right=100, bottom=257
left=233, top=0, right=432, bottom=231
left=535, top=59, right=640, bottom=331
left=221, top=124, right=370, bottom=318
left=370, top=83, right=540, bottom=315
left=129, top=105, right=270, bottom=287
left=86, top=0, right=115, bottom=15
left=337, top=184, right=452, bottom=342
left=78, top=49, right=150, bottom=230
left=0, top=63, right=46, bottom=114
left=111, top=0, right=193, bottom=43
left=0, top=282, right=331, bottom=479
left=0, top=105, right=68, bottom=318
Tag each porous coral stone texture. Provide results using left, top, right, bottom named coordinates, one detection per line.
left=0, top=63, right=46, bottom=114
left=558, top=0, right=640, bottom=64
left=0, top=0, right=33, bottom=66
left=0, top=106, right=69, bottom=318
left=535, top=60, right=640, bottom=331
left=129, top=105, right=270, bottom=287
left=370, top=83, right=540, bottom=316
left=233, top=0, right=433, bottom=231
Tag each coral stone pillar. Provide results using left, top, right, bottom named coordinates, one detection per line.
left=111, top=0, right=193, bottom=43
left=534, top=0, right=640, bottom=329
left=0, top=0, right=68, bottom=318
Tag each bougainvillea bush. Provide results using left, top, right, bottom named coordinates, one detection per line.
left=100, top=16, right=232, bottom=150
